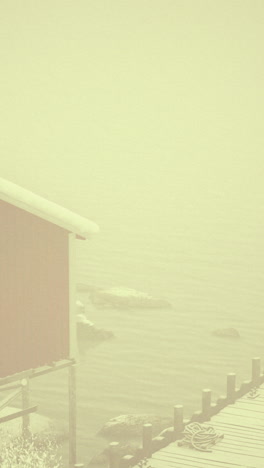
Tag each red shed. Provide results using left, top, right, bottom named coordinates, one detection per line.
left=0, top=177, right=99, bottom=379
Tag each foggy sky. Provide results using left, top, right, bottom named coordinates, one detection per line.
left=1, top=1, right=264, bottom=216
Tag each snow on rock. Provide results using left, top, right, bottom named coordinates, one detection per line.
left=104, top=288, right=152, bottom=298
left=0, top=177, right=99, bottom=238
left=90, top=287, right=172, bottom=309
left=76, top=313, right=94, bottom=326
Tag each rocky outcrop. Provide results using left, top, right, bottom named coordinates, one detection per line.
left=212, top=328, right=240, bottom=338
left=77, top=320, right=114, bottom=341
left=78, top=286, right=172, bottom=309
left=98, top=414, right=172, bottom=439
left=89, top=443, right=138, bottom=466
left=76, top=301, right=114, bottom=341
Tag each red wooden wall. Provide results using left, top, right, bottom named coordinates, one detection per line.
left=0, top=200, right=70, bottom=378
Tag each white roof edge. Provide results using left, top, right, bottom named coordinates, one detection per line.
left=0, top=177, right=99, bottom=239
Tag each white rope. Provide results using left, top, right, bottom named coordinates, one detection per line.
left=178, top=422, right=224, bottom=452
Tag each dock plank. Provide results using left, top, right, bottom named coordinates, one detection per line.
left=152, top=451, right=248, bottom=468
left=162, top=443, right=264, bottom=468
left=133, top=383, right=264, bottom=468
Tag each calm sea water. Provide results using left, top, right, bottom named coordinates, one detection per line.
left=1, top=2, right=264, bottom=466
left=25, top=164, right=264, bottom=467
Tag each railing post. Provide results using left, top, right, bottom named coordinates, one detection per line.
left=226, top=373, right=236, bottom=403
left=109, top=442, right=120, bottom=468
left=69, top=363, right=77, bottom=468
left=174, top=405, right=184, bottom=440
left=21, top=378, right=30, bottom=439
left=142, top=423, right=152, bottom=458
left=202, top=389, right=211, bottom=420
left=252, top=357, right=261, bottom=383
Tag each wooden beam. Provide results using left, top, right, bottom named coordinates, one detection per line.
left=21, top=379, right=30, bottom=438
left=0, top=383, right=23, bottom=393
left=69, top=363, right=77, bottom=468
left=0, top=406, right=37, bottom=424
left=0, top=359, right=75, bottom=387
left=0, top=388, right=22, bottom=412
left=31, top=359, right=75, bottom=379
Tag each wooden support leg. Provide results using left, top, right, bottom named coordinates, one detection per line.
left=69, top=363, right=77, bottom=468
left=21, top=378, right=30, bottom=438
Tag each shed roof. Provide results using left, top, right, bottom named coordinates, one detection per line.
left=0, top=177, right=99, bottom=239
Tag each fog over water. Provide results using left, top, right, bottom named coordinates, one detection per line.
left=1, top=1, right=264, bottom=465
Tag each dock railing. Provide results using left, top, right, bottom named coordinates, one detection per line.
left=108, top=356, right=264, bottom=468
left=0, top=378, right=37, bottom=437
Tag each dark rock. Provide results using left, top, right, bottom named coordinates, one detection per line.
left=89, top=444, right=138, bottom=466
left=77, top=322, right=114, bottom=341
left=76, top=301, right=114, bottom=342
left=98, top=414, right=172, bottom=439
left=89, top=452, right=108, bottom=466
left=212, top=328, right=240, bottom=338
left=89, top=444, right=139, bottom=467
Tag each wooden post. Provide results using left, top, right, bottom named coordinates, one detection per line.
left=69, top=363, right=77, bottom=468
left=202, top=389, right=211, bottom=420
left=142, top=423, right=152, bottom=458
left=252, top=357, right=261, bottom=383
left=109, top=442, right=120, bottom=468
left=174, top=405, right=184, bottom=440
left=21, top=378, right=30, bottom=438
left=226, top=373, right=236, bottom=403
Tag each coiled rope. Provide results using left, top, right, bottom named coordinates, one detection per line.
left=247, top=387, right=260, bottom=399
left=178, top=422, right=224, bottom=452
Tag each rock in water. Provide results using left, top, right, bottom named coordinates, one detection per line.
left=76, top=301, right=114, bottom=341
left=212, top=328, right=240, bottom=338
left=90, top=287, right=171, bottom=309
left=77, top=322, right=114, bottom=341
left=89, top=444, right=138, bottom=466
left=98, top=414, right=172, bottom=439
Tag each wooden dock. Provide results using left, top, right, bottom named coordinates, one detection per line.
left=148, top=384, right=264, bottom=468
left=108, top=357, right=264, bottom=468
